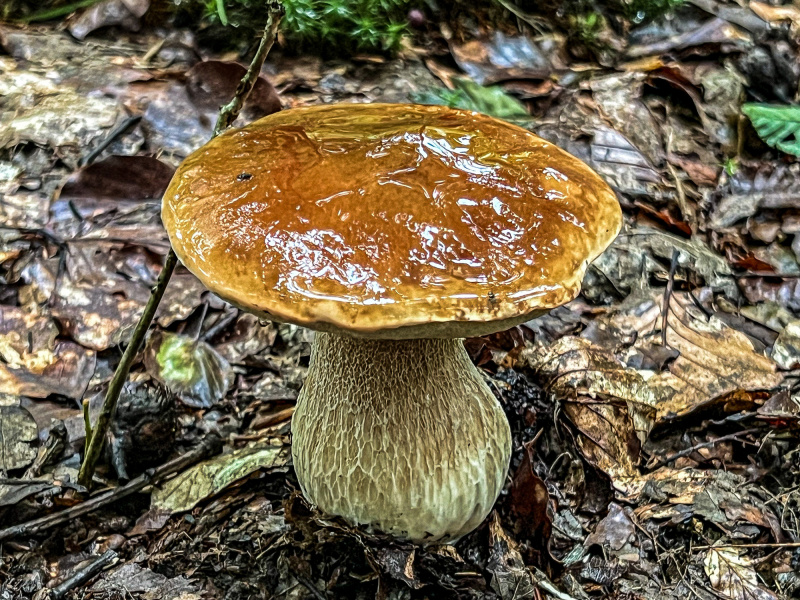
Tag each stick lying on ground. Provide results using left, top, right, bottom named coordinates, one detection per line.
left=0, top=436, right=221, bottom=542
left=77, top=1, right=285, bottom=488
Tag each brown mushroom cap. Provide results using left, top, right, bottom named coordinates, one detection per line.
left=162, top=103, right=622, bottom=338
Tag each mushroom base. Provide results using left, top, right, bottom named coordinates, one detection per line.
left=291, top=332, right=512, bottom=543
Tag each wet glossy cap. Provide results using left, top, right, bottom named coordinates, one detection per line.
left=162, top=103, right=622, bottom=338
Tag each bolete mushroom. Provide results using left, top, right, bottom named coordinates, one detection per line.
left=162, top=103, right=622, bottom=542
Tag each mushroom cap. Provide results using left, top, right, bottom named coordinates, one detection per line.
left=162, top=103, right=622, bottom=338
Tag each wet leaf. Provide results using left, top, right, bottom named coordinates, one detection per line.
left=144, top=331, right=233, bottom=409
left=704, top=546, right=778, bottom=600
left=448, top=31, right=554, bottom=85
left=509, top=441, right=552, bottom=541
left=90, top=563, right=198, bottom=598
left=0, top=404, right=38, bottom=471
left=640, top=294, right=784, bottom=424
left=584, top=503, right=636, bottom=555
left=68, top=0, right=150, bottom=41
left=771, top=320, right=800, bottom=369
left=152, top=444, right=288, bottom=514
left=743, top=103, right=800, bottom=156
left=58, top=156, right=174, bottom=201
left=0, top=307, right=96, bottom=400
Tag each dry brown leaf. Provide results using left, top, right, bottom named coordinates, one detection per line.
left=0, top=404, right=38, bottom=471
left=0, top=306, right=95, bottom=399
left=627, top=293, right=784, bottom=423
left=526, top=337, right=652, bottom=495
left=704, top=546, right=778, bottom=600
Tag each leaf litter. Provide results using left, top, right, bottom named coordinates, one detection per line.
left=0, top=1, right=799, bottom=599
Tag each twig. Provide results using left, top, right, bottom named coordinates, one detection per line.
left=661, top=249, right=680, bottom=347
left=80, top=115, right=142, bottom=167
left=1, top=436, right=220, bottom=542
left=647, top=428, right=760, bottom=470
left=77, top=2, right=284, bottom=488
left=294, top=573, right=328, bottom=600
left=83, top=398, right=93, bottom=449
left=695, top=542, right=800, bottom=550
left=213, top=1, right=284, bottom=137
left=78, top=249, right=178, bottom=487
left=49, top=549, right=118, bottom=599
left=530, top=567, right=579, bottom=600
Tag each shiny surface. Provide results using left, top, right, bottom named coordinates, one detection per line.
left=162, top=103, right=622, bottom=336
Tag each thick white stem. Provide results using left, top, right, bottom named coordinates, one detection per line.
left=291, top=332, right=511, bottom=543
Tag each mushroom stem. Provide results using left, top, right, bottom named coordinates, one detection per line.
left=291, top=332, right=511, bottom=543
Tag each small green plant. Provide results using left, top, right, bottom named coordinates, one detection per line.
left=412, top=78, right=532, bottom=126
left=723, top=157, right=739, bottom=177
left=570, top=11, right=603, bottom=45
left=742, top=103, right=800, bottom=157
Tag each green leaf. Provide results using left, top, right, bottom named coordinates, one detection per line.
left=412, top=78, right=532, bottom=126
left=742, top=103, right=800, bottom=157
left=145, top=332, right=233, bottom=409
left=152, top=445, right=289, bottom=513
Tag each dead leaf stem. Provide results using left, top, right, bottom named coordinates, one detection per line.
left=77, top=1, right=285, bottom=488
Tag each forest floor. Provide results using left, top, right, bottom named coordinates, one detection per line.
left=1, top=1, right=800, bottom=599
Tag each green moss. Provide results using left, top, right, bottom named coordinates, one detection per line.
left=201, top=0, right=417, bottom=55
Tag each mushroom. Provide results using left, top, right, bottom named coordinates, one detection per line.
left=162, top=103, right=622, bottom=542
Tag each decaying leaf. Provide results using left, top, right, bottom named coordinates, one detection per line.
left=509, top=440, right=552, bottom=542
left=0, top=69, right=121, bottom=167
left=486, top=515, right=538, bottom=600
left=90, top=563, right=199, bottom=599
left=636, top=294, right=784, bottom=423
left=771, top=320, right=800, bottom=369
left=704, top=546, right=778, bottom=600
left=144, top=331, right=233, bottom=409
left=584, top=503, right=637, bottom=558
left=0, top=404, right=38, bottom=472
left=151, top=444, right=288, bottom=514
left=0, top=309, right=96, bottom=401
left=68, top=0, right=150, bottom=41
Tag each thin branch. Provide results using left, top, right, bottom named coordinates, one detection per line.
left=647, top=428, right=761, bottom=470
left=77, top=2, right=285, bottom=488
left=661, top=248, right=680, bottom=347
left=49, top=549, right=118, bottom=599
left=77, top=249, right=178, bottom=487
left=213, top=1, right=284, bottom=137
left=2, top=436, right=220, bottom=542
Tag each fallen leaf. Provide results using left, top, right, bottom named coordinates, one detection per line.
left=640, top=293, right=784, bottom=423
left=509, top=440, right=552, bottom=542
left=486, top=514, right=537, bottom=600
left=525, top=336, right=651, bottom=495
left=0, top=339, right=95, bottom=401
left=152, top=444, right=288, bottom=514
left=584, top=503, right=636, bottom=554
left=144, top=331, right=233, bottom=409
left=68, top=0, right=150, bottom=41
left=58, top=155, right=174, bottom=201
left=0, top=404, right=38, bottom=471
left=626, top=18, right=752, bottom=58
left=449, top=31, right=554, bottom=85
left=90, top=563, right=199, bottom=599
left=704, top=546, right=778, bottom=600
